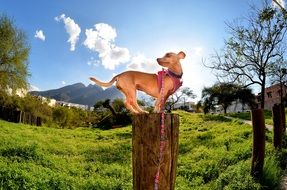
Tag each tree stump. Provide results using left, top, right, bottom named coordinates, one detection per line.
left=132, top=113, right=179, bottom=190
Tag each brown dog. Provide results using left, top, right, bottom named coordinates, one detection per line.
left=90, top=51, right=186, bottom=114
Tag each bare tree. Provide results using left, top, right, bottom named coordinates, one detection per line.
left=273, top=0, right=287, bottom=15
left=205, top=2, right=287, bottom=109
left=166, top=87, right=196, bottom=112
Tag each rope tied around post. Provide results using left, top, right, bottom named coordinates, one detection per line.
left=154, top=68, right=166, bottom=190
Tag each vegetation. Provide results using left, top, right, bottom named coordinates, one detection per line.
left=0, top=91, right=101, bottom=128
left=0, top=87, right=133, bottom=129
left=205, top=2, right=287, bottom=109
left=0, top=15, right=30, bottom=92
left=201, top=83, right=255, bottom=114
left=93, top=99, right=132, bottom=129
left=269, top=60, right=287, bottom=105
left=166, top=87, right=196, bottom=112
left=0, top=111, right=284, bottom=189
left=227, top=109, right=274, bottom=126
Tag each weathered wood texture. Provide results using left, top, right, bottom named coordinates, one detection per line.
left=273, top=104, right=283, bottom=149
left=251, top=109, right=265, bottom=179
left=132, top=113, right=179, bottom=190
left=280, top=104, right=286, bottom=134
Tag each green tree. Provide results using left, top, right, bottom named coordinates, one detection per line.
left=0, top=15, right=30, bottom=92
left=94, top=100, right=104, bottom=110
left=201, top=83, right=255, bottom=114
left=52, top=107, right=72, bottom=128
left=236, top=88, right=256, bottom=111
left=112, top=99, right=126, bottom=113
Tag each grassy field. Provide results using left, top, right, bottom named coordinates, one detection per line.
left=227, top=110, right=274, bottom=125
left=0, top=111, right=283, bottom=189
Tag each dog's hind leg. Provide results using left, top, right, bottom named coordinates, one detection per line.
left=115, top=78, right=146, bottom=114
left=132, top=100, right=148, bottom=113
left=120, top=89, right=139, bottom=114
left=124, top=98, right=139, bottom=114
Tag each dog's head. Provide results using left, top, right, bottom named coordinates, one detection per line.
left=157, top=51, right=186, bottom=68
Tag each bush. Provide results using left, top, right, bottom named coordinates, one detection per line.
left=260, top=154, right=283, bottom=190
left=213, top=161, right=261, bottom=190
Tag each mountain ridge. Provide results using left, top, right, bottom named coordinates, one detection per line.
left=30, top=83, right=123, bottom=106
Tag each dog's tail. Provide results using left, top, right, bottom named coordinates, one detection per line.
left=89, top=76, right=118, bottom=87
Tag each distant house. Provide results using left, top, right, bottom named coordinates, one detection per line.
left=256, top=83, right=287, bottom=110
left=226, top=100, right=250, bottom=113
left=56, top=101, right=89, bottom=110
left=173, top=101, right=195, bottom=112
left=39, top=96, right=57, bottom=107
left=211, top=100, right=250, bottom=114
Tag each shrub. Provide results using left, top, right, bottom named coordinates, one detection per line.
left=260, top=154, right=283, bottom=190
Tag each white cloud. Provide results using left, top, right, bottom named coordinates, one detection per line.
left=273, top=0, right=285, bottom=9
left=87, top=57, right=100, bottom=66
left=34, top=30, right=45, bottom=41
left=61, top=81, right=66, bottom=85
left=127, top=54, right=161, bottom=72
left=83, top=23, right=130, bottom=70
left=55, top=14, right=81, bottom=51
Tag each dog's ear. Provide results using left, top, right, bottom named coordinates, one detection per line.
left=178, top=51, right=186, bottom=59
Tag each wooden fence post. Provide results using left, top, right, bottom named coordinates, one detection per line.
left=132, top=113, right=179, bottom=190
left=273, top=104, right=283, bottom=149
left=281, top=104, right=286, bottom=134
left=251, top=109, right=265, bottom=179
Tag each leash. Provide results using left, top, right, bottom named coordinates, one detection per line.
left=154, top=68, right=166, bottom=190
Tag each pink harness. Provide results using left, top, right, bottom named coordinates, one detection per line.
left=154, top=69, right=182, bottom=189
left=157, top=69, right=183, bottom=93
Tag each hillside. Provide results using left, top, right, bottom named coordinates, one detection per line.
left=0, top=112, right=283, bottom=189
left=30, top=83, right=123, bottom=106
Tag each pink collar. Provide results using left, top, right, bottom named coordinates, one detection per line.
left=157, top=69, right=183, bottom=93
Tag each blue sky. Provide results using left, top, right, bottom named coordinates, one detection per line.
left=1, top=0, right=285, bottom=101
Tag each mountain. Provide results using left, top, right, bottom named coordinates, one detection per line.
left=30, top=83, right=123, bottom=106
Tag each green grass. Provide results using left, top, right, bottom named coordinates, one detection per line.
left=0, top=120, right=133, bottom=189
left=0, top=111, right=283, bottom=189
left=227, top=110, right=274, bottom=125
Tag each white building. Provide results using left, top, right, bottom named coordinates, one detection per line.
left=56, top=101, right=89, bottom=110
left=39, top=96, right=57, bottom=107
left=173, top=101, right=195, bottom=111
left=212, top=100, right=250, bottom=114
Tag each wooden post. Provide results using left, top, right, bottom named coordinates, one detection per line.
left=273, top=104, right=283, bottom=149
left=132, top=113, right=179, bottom=190
left=280, top=104, right=286, bottom=134
left=251, top=109, right=265, bottom=179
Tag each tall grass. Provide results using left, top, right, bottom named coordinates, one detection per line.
left=227, top=110, right=274, bottom=125
left=0, top=111, right=284, bottom=189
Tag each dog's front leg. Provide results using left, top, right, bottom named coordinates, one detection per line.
left=154, top=97, right=165, bottom=113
